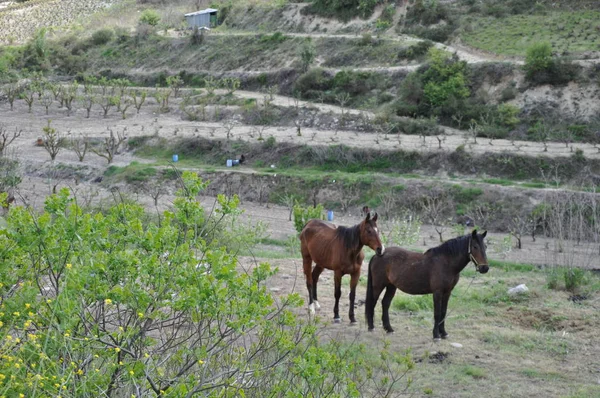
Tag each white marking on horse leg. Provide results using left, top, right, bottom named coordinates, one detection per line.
left=309, top=303, right=315, bottom=314
left=314, top=301, right=321, bottom=310
left=333, top=317, right=342, bottom=324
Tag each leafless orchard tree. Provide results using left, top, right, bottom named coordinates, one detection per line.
left=92, top=128, right=127, bottom=164
left=70, top=134, right=90, bottom=162
left=421, top=190, right=451, bottom=242
left=40, top=92, right=53, bottom=115
left=0, top=124, right=22, bottom=157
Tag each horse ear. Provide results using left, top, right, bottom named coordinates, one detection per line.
left=372, top=212, right=378, bottom=222
left=365, top=211, right=371, bottom=221
left=481, top=230, right=487, bottom=238
left=471, top=229, right=477, bottom=239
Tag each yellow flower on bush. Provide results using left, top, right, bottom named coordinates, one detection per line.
left=23, top=321, right=31, bottom=328
left=66, top=263, right=72, bottom=269
left=114, top=347, right=121, bottom=353
left=104, top=299, right=112, bottom=305
left=25, top=304, right=30, bottom=309
left=13, top=312, right=20, bottom=317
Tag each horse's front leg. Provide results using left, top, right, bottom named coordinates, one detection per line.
left=333, top=270, right=342, bottom=323
left=348, top=271, right=360, bottom=324
left=432, top=291, right=443, bottom=340
left=439, top=291, right=451, bottom=339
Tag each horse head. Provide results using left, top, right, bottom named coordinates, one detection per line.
left=469, top=230, right=489, bottom=273
left=361, top=211, right=385, bottom=256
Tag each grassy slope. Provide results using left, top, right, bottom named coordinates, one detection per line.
left=461, top=11, right=600, bottom=56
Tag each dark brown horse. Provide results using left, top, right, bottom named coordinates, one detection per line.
left=300, top=210, right=384, bottom=324
left=366, top=230, right=489, bottom=339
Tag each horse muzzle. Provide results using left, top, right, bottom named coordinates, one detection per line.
left=376, top=245, right=385, bottom=256
left=477, top=265, right=489, bottom=274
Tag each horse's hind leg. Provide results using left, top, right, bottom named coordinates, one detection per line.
left=348, top=271, right=360, bottom=324
left=311, top=265, right=324, bottom=310
left=333, top=270, right=342, bottom=323
left=381, top=284, right=397, bottom=333
left=301, top=250, right=315, bottom=314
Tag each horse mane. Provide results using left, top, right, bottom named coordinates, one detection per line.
left=335, top=223, right=361, bottom=252
left=425, top=235, right=470, bottom=257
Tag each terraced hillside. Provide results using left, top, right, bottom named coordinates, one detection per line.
left=1, top=2, right=600, bottom=396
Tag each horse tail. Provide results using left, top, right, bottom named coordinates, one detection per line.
left=365, top=255, right=375, bottom=327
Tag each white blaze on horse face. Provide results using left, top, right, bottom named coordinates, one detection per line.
left=380, top=244, right=385, bottom=254
left=309, top=303, right=316, bottom=314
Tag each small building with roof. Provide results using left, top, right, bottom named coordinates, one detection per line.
left=184, top=8, right=218, bottom=29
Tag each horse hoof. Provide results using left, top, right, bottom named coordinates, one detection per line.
left=350, top=320, right=357, bottom=326
left=441, top=334, right=449, bottom=340
left=333, top=318, right=342, bottom=324
left=368, top=327, right=374, bottom=332
left=308, top=303, right=315, bottom=314
left=314, top=301, right=321, bottom=310
left=385, top=329, right=395, bottom=334
left=433, top=337, right=441, bottom=342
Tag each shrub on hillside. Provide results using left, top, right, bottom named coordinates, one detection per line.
left=91, top=28, right=114, bottom=45
left=302, top=0, right=384, bottom=22
left=139, top=9, right=160, bottom=26
left=524, top=42, right=579, bottom=85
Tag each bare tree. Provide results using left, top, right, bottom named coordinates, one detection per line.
left=421, top=191, right=450, bottom=242
left=92, top=128, right=127, bottom=164
left=20, top=89, right=35, bottom=113
left=509, top=216, right=530, bottom=249
left=99, top=95, right=118, bottom=118
left=71, top=134, right=90, bottom=162
left=40, top=92, right=53, bottom=115
left=79, top=93, right=96, bottom=118
left=339, top=185, right=361, bottom=214
left=133, top=90, right=147, bottom=114
left=120, top=97, right=133, bottom=119
left=221, top=119, right=238, bottom=140
left=4, top=83, right=20, bottom=110
left=0, top=124, right=22, bottom=157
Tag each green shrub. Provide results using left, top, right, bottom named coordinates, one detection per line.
left=498, top=103, right=520, bottom=129
left=91, top=28, right=114, bottom=45
left=140, top=9, right=160, bottom=26
left=293, top=203, right=325, bottom=233
left=524, top=42, right=553, bottom=77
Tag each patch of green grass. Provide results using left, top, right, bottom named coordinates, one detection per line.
left=483, top=178, right=513, bottom=186
left=102, top=161, right=162, bottom=184
left=521, top=182, right=547, bottom=188
left=462, top=365, right=486, bottom=379
left=489, top=260, right=537, bottom=273
left=461, top=11, right=600, bottom=56
left=392, top=293, right=433, bottom=312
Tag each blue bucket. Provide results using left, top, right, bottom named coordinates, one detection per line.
left=172, top=154, right=179, bottom=162
left=327, top=210, right=334, bottom=222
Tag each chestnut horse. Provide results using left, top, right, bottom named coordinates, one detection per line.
left=366, top=230, right=489, bottom=339
left=300, top=210, right=384, bottom=324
